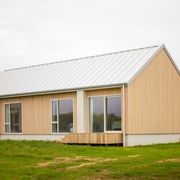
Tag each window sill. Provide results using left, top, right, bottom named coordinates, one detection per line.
left=51, top=133, right=69, bottom=135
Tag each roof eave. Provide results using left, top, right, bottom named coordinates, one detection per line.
left=0, top=83, right=128, bottom=99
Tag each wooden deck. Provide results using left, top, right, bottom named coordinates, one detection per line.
left=61, top=133, right=123, bottom=144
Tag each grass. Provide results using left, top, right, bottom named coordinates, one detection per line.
left=0, top=140, right=179, bottom=179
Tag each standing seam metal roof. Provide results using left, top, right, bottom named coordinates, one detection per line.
left=0, top=44, right=178, bottom=97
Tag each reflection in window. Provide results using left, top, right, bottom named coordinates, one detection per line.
left=59, top=99, right=73, bottom=132
left=89, top=96, right=121, bottom=132
left=90, top=97, right=104, bottom=132
left=52, top=99, right=73, bottom=133
left=5, top=103, right=22, bottom=133
left=52, top=100, right=58, bottom=122
left=106, top=97, right=121, bottom=131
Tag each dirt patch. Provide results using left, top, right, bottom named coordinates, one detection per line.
left=35, top=157, right=73, bottom=168
left=65, top=158, right=118, bottom=170
left=157, top=159, right=180, bottom=163
left=128, top=155, right=140, bottom=158
left=35, top=156, right=118, bottom=169
left=36, top=159, right=59, bottom=168
left=35, top=154, right=141, bottom=169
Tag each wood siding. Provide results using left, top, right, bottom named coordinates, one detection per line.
left=0, top=88, right=121, bottom=135
left=86, top=88, right=121, bottom=97
left=0, top=92, right=77, bottom=134
left=61, top=133, right=123, bottom=144
left=126, top=49, right=180, bottom=134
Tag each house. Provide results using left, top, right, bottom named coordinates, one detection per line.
left=0, top=44, right=179, bottom=146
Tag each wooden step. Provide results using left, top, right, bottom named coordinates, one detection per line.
left=61, top=133, right=123, bottom=144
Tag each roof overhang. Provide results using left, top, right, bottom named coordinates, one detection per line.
left=0, top=83, right=128, bottom=99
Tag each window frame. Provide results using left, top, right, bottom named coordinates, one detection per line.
left=51, top=98, right=74, bottom=134
left=51, top=99, right=59, bottom=134
left=4, top=102, right=23, bottom=134
left=88, top=94, right=122, bottom=133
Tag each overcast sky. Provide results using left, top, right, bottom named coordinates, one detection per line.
left=0, top=0, right=180, bottom=72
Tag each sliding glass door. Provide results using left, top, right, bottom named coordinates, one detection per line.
left=89, top=96, right=121, bottom=132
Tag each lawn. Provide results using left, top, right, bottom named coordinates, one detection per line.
left=0, top=140, right=179, bottom=179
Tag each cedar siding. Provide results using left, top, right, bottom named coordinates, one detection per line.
left=0, top=92, right=77, bottom=134
left=126, top=49, right=180, bottom=134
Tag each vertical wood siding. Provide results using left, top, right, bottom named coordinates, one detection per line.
left=126, top=49, right=180, bottom=134
left=86, top=88, right=121, bottom=97
left=0, top=92, right=77, bottom=134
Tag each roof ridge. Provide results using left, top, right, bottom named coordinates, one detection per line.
left=4, top=45, right=159, bottom=72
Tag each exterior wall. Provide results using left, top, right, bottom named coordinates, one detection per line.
left=0, top=134, right=65, bottom=141
left=126, top=49, right=180, bottom=134
left=124, top=86, right=128, bottom=146
left=0, top=92, right=77, bottom=135
left=86, top=88, right=121, bottom=97
left=0, top=87, right=121, bottom=136
left=126, top=134, right=180, bottom=146
left=77, top=90, right=86, bottom=133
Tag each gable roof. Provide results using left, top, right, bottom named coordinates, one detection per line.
left=0, top=44, right=179, bottom=98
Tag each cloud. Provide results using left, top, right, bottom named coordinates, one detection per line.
left=0, top=0, right=179, bottom=71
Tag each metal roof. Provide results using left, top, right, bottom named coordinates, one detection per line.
left=0, top=44, right=178, bottom=97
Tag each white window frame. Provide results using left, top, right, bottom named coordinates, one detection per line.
left=88, top=94, right=122, bottom=133
left=51, top=99, right=59, bottom=134
left=4, top=102, right=23, bottom=134
left=51, top=98, right=74, bottom=134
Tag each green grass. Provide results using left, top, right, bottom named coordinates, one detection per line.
left=0, top=140, right=179, bottom=179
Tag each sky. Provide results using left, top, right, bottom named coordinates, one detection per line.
left=0, top=0, right=180, bottom=72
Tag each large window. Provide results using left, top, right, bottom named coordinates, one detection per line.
left=106, top=97, right=121, bottom=131
left=5, top=103, right=22, bottom=133
left=89, top=96, right=121, bottom=132
left=52, top=99, right=73, bottom=133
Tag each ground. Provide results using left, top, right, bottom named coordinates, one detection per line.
left=0, top=140, right=179, bottom=179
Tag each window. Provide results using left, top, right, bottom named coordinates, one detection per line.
left=5, top=103, right=22, bottom=133
left=52, top=99, right=73, bottom=133
left=89, top=96, right=121, bottom=132
left=90, top=97, right=104, bottom=132
left=52, top=100, right=58, bottom=133
left=106, top=97, right=121, bottom=131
